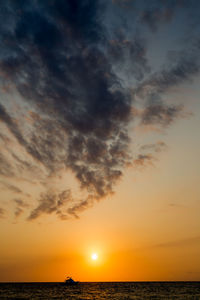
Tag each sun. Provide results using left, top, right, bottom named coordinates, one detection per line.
left=91, top=253, right=98, bottom=260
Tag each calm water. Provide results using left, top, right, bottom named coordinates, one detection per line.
left=0, top=282, right=200, bottom=299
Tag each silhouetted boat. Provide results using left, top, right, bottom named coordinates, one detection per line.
left=63, top=277, right=79, bottom=286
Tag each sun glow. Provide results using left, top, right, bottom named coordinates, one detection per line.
left=91, top=253, right=98, bottom=260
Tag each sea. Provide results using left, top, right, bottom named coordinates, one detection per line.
left=0, top=282, right=200, bottom=299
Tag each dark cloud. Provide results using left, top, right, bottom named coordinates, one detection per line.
left=0, top=103, right=46, bottom=166
left=141, top=104, right=183, bottom=126
left=0, top=0, right=199, bottom=220
left=28, top=189, right=72, bottom=221
left=141, top=6, right=173, bottom=32
left=67, top=197, right=94, bottom=219
left=111, top=0, right=193, bottom=33
left=135, top=49, right=200, bottom=127
left=140, top=54, right=200, bottom=96
left=108, top=33, right=150, bottom=81
left=0, top=0, right=133, bottom=219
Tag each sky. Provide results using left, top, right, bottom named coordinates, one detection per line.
left=0, top=0, right=200, bottom=282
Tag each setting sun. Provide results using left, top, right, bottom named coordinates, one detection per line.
left=91, top=253, right=98, bottom=261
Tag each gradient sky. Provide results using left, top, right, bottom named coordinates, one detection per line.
left=0, top=0, right=200, bottom=282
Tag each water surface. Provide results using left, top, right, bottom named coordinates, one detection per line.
left=0, top=281, right=200, bottom=299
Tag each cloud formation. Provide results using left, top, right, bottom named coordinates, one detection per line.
left=0, top=0, right=199, bottom=220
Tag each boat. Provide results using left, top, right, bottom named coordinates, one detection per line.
left=63, top=276, right=79, bottom=286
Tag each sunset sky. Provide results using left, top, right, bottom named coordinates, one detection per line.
left=0, top=0, right=200, bottom=282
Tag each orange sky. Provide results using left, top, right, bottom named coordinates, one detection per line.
left=0, top=91, right=200, bottom=281
left=0, top=0, right=200, bottom=282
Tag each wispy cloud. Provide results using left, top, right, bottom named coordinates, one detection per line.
left=0, top=181, right=22, bottom=194
left=13, top=199, right=29, bottom=218
left=140, top=141, right=167, bottom=153
left=28, top=190, right=72, bottom=221
left=0, top=208, right=5, bottom=219
left=152, top=236, right=200, bottom=249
